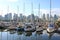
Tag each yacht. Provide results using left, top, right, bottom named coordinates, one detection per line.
left=55, top=18, right=60, bottom=33
left=36, top=25, right=43, bottom=32
left=16, top=25, right=24, bottom=31
left=56, top=28, right=60, bottom=33
left=16, top=23, right=24, bottom=31
left=24, top=23, right=35, bottom=32
left=47, top=23, right=55, bottom=33
left=8, top=25, right=16, bottom=30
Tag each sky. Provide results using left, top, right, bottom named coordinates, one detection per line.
left=0, top=0, right=60, bottom=16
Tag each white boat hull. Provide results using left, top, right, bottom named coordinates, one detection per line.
left=58, top=28, right=60, bottom=31
left=24, top=23, right=35, bottom=32
left=47, top=27, right=55, bottom=33
left=24, top=28, right=35, bottom=32
left=36, top=26, right=43, bottom=32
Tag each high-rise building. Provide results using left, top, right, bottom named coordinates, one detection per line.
left=27, top=15, right=31, bottom=22
left=47, top=14, right=49, bottom=21
left=42, top=14, right=45, bottom=20
left=13, top=13, right=18, bottom=21
left=19, top=14, right=23, bottom=22
left=31, top=14, right=35, bottom=24
left=50, top=14, right=53, bottom=22
left=54, top=14, right=58, bottom=22
left=0, top=15, right=3, bottom=20
left=5, top=14, right=8, bottom=20
left=5, top=13, right=12, bottom=20
left=8, top=13, right=12, bottom=20
left=18, top=13, right=27, bottom=22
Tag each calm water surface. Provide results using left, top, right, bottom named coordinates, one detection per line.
left=0, top=30, right=60, bottom=40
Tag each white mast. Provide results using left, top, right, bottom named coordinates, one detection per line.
left=7, top=5, right=9, bottom=21
left=31, top=1, right=34, bottom=24
left=23, top=1, right=25, bottom=22
left=38, top=3, right=40, bottom=23
left=50, top=0, right=51, bottom=22
left=17, top=5, right=19, bottom=22
left=7, top=5, right=9, bottom=13
left=23, top=2, right=25, bottom=15
left=31, top=1, right=33, bottom=14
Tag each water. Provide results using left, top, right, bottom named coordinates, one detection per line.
left=0, top=30, right=60, bottom=40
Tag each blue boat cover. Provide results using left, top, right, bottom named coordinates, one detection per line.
left=48, top=23, right=54, bottom=27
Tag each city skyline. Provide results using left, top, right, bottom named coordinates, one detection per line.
left=0, top=13, right=58, bottom=20
left=0, top=0, right=60, bottom=16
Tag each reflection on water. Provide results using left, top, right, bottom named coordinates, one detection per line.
left=36, top=32, right=43, bottom=35
left=24, top=32, right=32, bottom=36
left=47, top=33, right=54, bottom=40
left=0, top=30, right=60, bottom=40
left=17, top=31, right=23, bottom=35
left=9, top=30, right=16, bottom=34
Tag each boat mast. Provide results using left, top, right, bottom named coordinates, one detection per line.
left=50, top=0, right=51, bottom=22
left=38, top=3, right=40, bottom=23
left=23, top=1, right=25, bottom=23
left=7, top=5, right=9, bottom=22
left=7, top=5, right=9, bottom=40
left=7, top=5, right=9, bottom=13
left=31, top=1, right=33, bottom=14
left=31, top=1, right=33, bottom=24
left=17, top=5, right=19, bottom=22
left=23, top=2, right=25, bottom=15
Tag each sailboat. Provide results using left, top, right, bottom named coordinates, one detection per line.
left=47, top=22, right=55, bottom=33
left=47, top=0, right=56, bottom=33
left=24, top=2, right=35, bottom=32
left=16, top=5, right=25, bottom=31
left=55, top=18, right=60, bottom=33
left=36, top=3, right=43, bottom=32
left=24, top=23, right=35, bottom=32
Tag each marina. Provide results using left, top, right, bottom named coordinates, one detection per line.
left=0, top=0, right=60, bottom=40
left=0, top=20, right=60, bottom=33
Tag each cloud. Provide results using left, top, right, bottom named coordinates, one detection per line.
left=33, top=8, right=60, bottom=17
left=40, top=9, right=49, bottom=14
left=0, top=7, right=60, bottom=17
left=51, top=8, right=60, bottom=15
left=41, top=8, right=60, bottom=15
